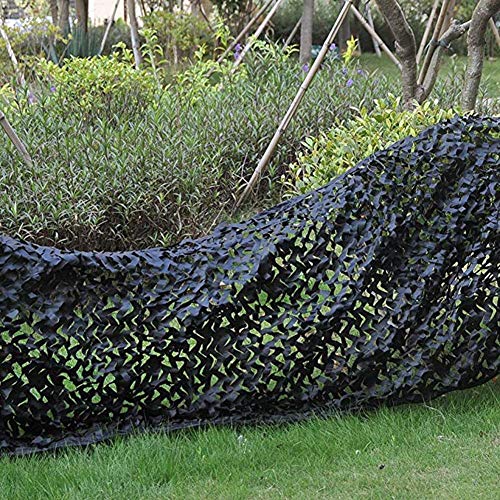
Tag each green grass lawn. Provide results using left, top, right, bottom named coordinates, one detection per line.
left=1, top=382, right=498, bottom=499
left=359, top=53, right=500, bottom=96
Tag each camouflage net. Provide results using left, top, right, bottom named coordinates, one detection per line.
left=1, top=115, right=498, bottom=456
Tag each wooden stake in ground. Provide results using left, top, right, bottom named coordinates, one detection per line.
left=350, top=5, right=401, bottom=68
left=417, top=0, right=441, bottom=64
left=284, top=17, right=302, bottom=49
left=235, top=0, right=354, bottom=209
left=0, top=110, right=33, bottom=166
left=98, top=0, right=121, bottom=56
left=418, top=0, right=452, bottom=84
left=0, top=23, right=26, bottom=87
left=231, top=0, right=287, bottom=73
left=490, top=17, right=500, bottom=47
left=212, top=0, right=275, bottom=68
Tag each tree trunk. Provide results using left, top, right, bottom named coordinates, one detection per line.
left=127, top=0, right=143, bottom=69
left=338, top=13, right=351, bottom=52
left=300, top=0, right=314, bottom=64
left=75, top=0, right=89, bottom=33
left=58, top=0, right=70, bottom=35
left=49, top=0, right=59, bottom=25
left=462, top=0, right=500, bottom=110
left=375, top=0, right=418, bottom=107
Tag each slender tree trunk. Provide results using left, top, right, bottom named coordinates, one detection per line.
left=127, top=0, right=143, bottom=68
left=300, top=0, right=314, bottom=64
left=75, top=0, right=89, bottom=33
left=351, top=5, right=400, bottom=67
left=462, top=0, right=500, bottom=110
left=58, top=0, right=70, bottom=35
left=191, top=0, right=201, bottom=15
left=231, top=0, right=287, bottom=72
left=366, top=1, right=382, bottom=57
left=375, top=0, right=418, bottom=107
left=49, top=0, right=59, bottom=25
left=338, top=13, right=351, bottom=51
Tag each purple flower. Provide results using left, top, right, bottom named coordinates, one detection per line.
left=357, top=69, right=364, bottom=75
left=234, top=43, right=243, bottom=60
left=341, top=67, right=347, bottom=75
left=302, top=63, right=310, bottom=73
left=50, top=85, right=56, bottom=93
left=329, top=43, right=337, bottom=52
left=346, top=78, right=354, bottom=88
left=28, top=92, right=35, bottom=104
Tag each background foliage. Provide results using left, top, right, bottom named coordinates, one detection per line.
left=0, top=46, right=386, bottom=250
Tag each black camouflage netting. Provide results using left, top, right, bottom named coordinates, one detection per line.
left=0, top=115, right=499, bottom=456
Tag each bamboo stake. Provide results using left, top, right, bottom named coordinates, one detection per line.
left=418, top=0, right=451, bottom=84
left=0, top=110, right=33, bottom=166
left=0, top=23, right=26, bottom=87
left=213, top=0, right=275, bottom=66
left=490, top=18, right=500, bottom=48
left=284, top=16, right=302, bottom=49
left=235, top=0, right=354, bottom=209
left=441, top=0, right=457, bottom=34
left=417, top=0, right=441, bottom=64
left=98, top=0, right=121, bottom=56
left=365, top=1, right=381, bottom=57
left=350, top=5, right=401, bottom=69
left=231, top=0, right=287, bottom=73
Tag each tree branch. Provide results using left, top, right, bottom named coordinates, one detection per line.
left=417, top=20, right=471, bottom=103
left=462, top=0, right=500, bottom=111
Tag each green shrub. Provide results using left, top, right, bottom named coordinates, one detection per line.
left=0, top=18, right=62, bottom=85
left=1, top=40, right=492, bottom=252
left=0, top=46, right=393, bottom=251
left=35, top=48, right=158, bottom=117
left=285, top=96, right=456, bottom=195
left=143, top=10, right=215, bottom=63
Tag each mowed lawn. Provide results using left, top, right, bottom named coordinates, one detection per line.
left=359, top=53, right=500, bottom=96
left=0, top=381, right=498, bottom=499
